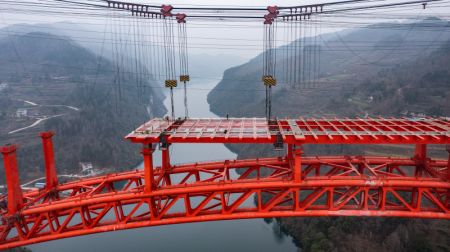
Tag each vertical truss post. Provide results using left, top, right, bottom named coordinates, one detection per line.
left=40, top=132, right=58, bottom=190
left=142, top=144, right=155, bottom=193
left=446, top=145, right=450, bottom=207
left=414, top=144, right=427, bottom=176
left=162, top=147, right=172, bottom=185
left=0, top=145, right=24, bottom=214
left=446, top=145, right=450, bottom=181
left=293, top=145, right=303, bottom=183
left=415, top=144, right=427, bottom=160
left=287, top=144, right=293, bottom=161
left=162, top=148, right=171, bottom=170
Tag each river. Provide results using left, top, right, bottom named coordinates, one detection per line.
left=29, top=78, right=297, bottom=252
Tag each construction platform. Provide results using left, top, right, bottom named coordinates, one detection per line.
left=126, top=117, right=450, bottom=145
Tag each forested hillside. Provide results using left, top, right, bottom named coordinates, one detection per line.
left=208, top=18, right=450, bottom=118
left=0, top=32, right=165, bottom=181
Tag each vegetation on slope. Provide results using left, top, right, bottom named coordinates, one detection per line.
left=0, top=32, right=165, bottom=181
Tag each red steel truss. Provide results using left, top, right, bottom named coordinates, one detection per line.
left=0, top=117, right=449, bottom=249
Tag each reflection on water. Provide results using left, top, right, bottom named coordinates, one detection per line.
left=29, top=79, right=297, bottom=252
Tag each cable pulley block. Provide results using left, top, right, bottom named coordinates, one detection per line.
left=176, top=13, right=187, bottom=23
left=161, top=4, right=173, bottom=17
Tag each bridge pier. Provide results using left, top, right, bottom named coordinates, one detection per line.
left=0, top=145, right=24, bottom=215
left=142, top=145, right=155, bottom=193
left=40, top=131, right=58, bottom=190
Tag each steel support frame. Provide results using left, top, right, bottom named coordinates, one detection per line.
left=8, top=156, right=450, bottom=207
left=0, top=177, right=448, bottom=249
left=0, top=155, right=449, bottom=249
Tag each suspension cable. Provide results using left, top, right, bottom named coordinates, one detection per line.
left=177, top=13, right=190, bottom=118
left=262, top=6, right=278, bottom=120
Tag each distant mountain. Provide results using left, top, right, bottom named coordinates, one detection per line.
left=0, top=23, right=246, bottom=79
left=327, top=41, right=450, bottom=117
left=0, top=32, right=102, bottom=77
left=208, top=17, right=450, bottom=118
left=0, top=31, right=165, bottom=181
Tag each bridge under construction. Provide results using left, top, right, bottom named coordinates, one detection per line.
left=1, top=0, right=450, bottom=249
left=0, top=117, right=449, bottom=249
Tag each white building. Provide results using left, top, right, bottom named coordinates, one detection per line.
left=0, top=82, right=8, bottom=92
left=15, top=108, right=28, bottom=118
left=79, top=162, right=95, bottom=175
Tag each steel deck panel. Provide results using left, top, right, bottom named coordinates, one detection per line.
left=126, top=117, right=450, bottom=145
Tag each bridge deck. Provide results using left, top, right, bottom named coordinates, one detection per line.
left=126, top=117, right=450, bottom=144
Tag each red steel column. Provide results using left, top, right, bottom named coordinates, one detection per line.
left=1, top=145, right=24, bottom=214
left=446, top=145, right=450, bottom=207
left=446, top=145, right=450, bottom=181
left=415, top=144, right=427, bottom=160
left=162, top=147, right=172, bottom=185
left=414, top=144, right=427, bottom=177
left=40, top=131, right=58, bottom=190
left=287, top=144, right=293, bottom=161
left=293, top=145, right=303, bottom=183
left=162, top=148, right=171, bottom=170
left=142, top=145, right=155, bottom=193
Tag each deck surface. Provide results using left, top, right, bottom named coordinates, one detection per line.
left=126, top=117, right=450, bottom=144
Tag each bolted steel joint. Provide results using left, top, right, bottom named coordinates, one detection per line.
left=159, top=134, right=170, bottom=150
left=5, top=213, right=22, bottom=228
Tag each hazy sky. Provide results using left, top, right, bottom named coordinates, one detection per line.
left=1, top=0, right=449, bottom=59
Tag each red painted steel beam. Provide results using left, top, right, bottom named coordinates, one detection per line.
left=40, top=131, right=58, bottom=190
left=1, top=208, right=448, bottom=250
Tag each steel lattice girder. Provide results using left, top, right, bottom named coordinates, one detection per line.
left=0, top=156, right=449, bottom=249
left=126, top=117, right=450, bottom=144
